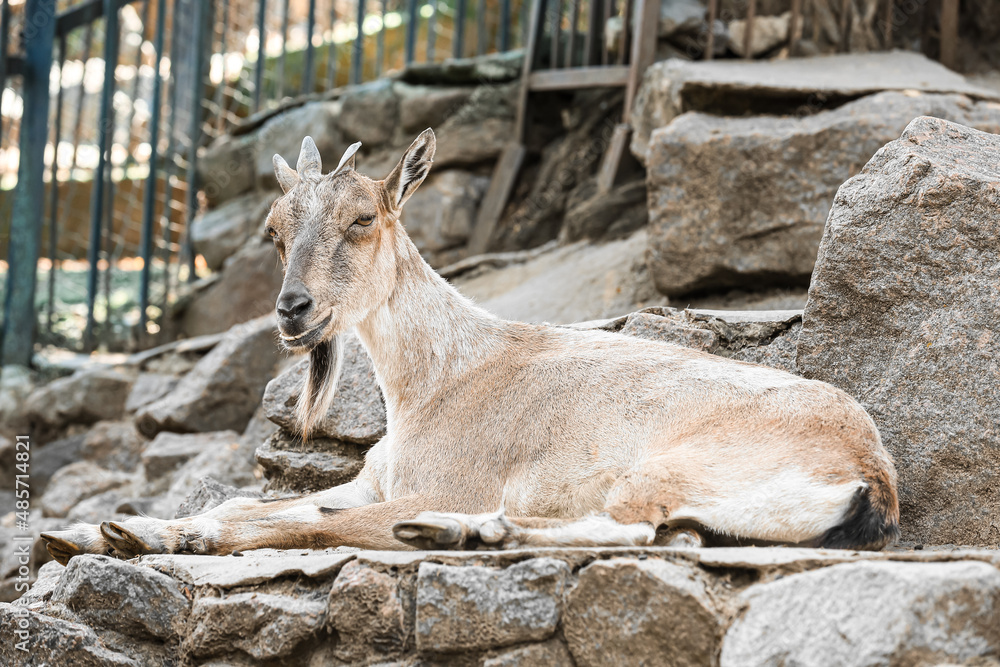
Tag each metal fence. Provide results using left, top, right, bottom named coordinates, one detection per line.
left=0, top=0, right=530, bottom=363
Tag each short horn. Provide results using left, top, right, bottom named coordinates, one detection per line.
left=333, top=141, right=362, bottom=176
left=297, top=136, right=322, bottom=176
left=273, top=153, right=299, bottom=193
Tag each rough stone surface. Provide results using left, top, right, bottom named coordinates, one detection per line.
left=796, top=117, right=1000, bottom=546
left=177, top=237, right=283, bottom=338
left=254, top=101, right=344, bottom=188
left=564, top=558, right=723, bottom=667
left=137, top=315, right=282, bottom=437
left=394, top=82, right=475, bottom=133
left=262, top=333, right=385, bottom=443
left=402, top=170, right=490, bottom=261
left=721, top=560, right=1000, bottom=666
left=434, top=83, right=519, bottom=169
left=190, top=190, right=279, bottom=270
left=184, top=591, right=327, bottom=660
left=51, top=555, right=190, bottom=639
left=124, top=373, right=178, bottom=414
left=327, top=560, right=411, bottom=662
left=24, top=367, right=133, bottom=431
left=256, top=429, right=367, bottom=492
left=483, top=640, right=575, bottom=667
left=631, top=51, right=1000, bottom=163
left=80, top=420, right=146, bottom=471
left=141, top=430, right=241, bottom=481
left=415, top=558, right=570, bottom=653
left=562, top=177, right=648, bottom=243
left=199, top=133, right=257, bottom=207
left=0, top=603, right=136, bottom=666
left=40, top=462, right=131, bottom=518
left=339, top=80, right=400, bottom=148
left=643, top=92, right=1000, bottom=296
left=729, top=12, right=789, bottom=57
left=174, top=477, right=265, bottom=519
left=25, top=435, right=84, bottom=496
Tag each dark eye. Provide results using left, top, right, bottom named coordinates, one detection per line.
left=266, top=226, right=277, bottom=238
left=354, top=215, right=375, bottom=227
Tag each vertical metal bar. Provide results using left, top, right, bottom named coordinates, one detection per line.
left=521, top=0, right=529, bottom=47
left=582, top=0, right=598, bottom=65
left=565, top=0, right=578, bottom=66
left=882, top=0, right=894, bottom=48
left=616, top=0, right=629, bottom=65
left=426, top=0, right=437, bottom=61
left=499, top=0, right=510, bottom=51
left=376, top=0, right=386, bottom=76
left=304, top=0, right=318, bottom=92
left=46, top=36, right=65, bottom=336
left=550, top=0, right=561, bottom=68
left=705, top=0, right=716, bottom=60
left=254, top=0, right=267, bottom=110
left=839, top=0, right=851, bottom=52
left=476, top=0, right=486, bottom=55
left=139, top=0, right=167, bottom=335
left=2, top=0, right=54, bottom=365
left=352, top=0, right=365, bottom=83
left=161, top=0, right=184, bottom=309
left=277, top=0, right=290, bottom=98
left=84, top=0, right=120, bottom=351
left=454, top=0, right=467, bottom=58
left=215, top=0, right=231, bottom=133
left=68, top=24, right=93, bottom=180
left=182, top=0, right=208, bottom=282
left=743, top=0, right=756, bottom=58
left=405, top=0, right=417, bottom=62
left=939, top=0, right=958, bottom=69
left=601, top=0, right=611, bottom=64
left=0, top=0, right=11, bottom=146
left=789, top=0, right=801, bottom=54
left=327, top=0, right=339, bottom=87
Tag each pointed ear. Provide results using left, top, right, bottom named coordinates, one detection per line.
left=296, top=136, right=322, bottom=177
left=383, top=129, right=435, bottom=210
left=273, top=154, right=299, bottom=193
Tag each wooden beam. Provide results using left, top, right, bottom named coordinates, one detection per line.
left=623, top=0, right=658, bottom=121
left=939, top=0, right=959, bottom=70
left=468, top=144, right=526, bottom=255
left=789, top=0, right=802, bottom=54
left=596, top=122, right=630, bottom=193
left=705, top=0, right=717, bottom=60
left=882, top=0, right=894, bottom=48
left=528, top=65, right=629, bottom=90
left=743, top=0, right=756, bottom=59
left=514, top=0, right=547, bottom=142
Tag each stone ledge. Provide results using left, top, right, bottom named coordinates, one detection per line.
left=6, top=546, right=999, bottom=666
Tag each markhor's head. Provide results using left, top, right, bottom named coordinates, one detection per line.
left=266, top=128, right=436, bottom=437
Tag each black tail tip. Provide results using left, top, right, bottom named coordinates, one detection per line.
left=820, top=487, right=900, bottom=551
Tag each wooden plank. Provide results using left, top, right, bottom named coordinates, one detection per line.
left=528, top=64, right=629, bottom=90
left=789, top=0, right=802, bottom=54
left=839, top=0, right=851, bottom=52
left=514, top=0, right=547, bottom=142
left=622, top=0, right=658, bottom=121
left=882, top=0, right=894, bottom=48
left=468, top=144, right=527, bottom=255
left=939, top=0, right=959, bottom=70
left=596, top=122, right=629, bottom=193
left=617, top=0, right=632, bottom=64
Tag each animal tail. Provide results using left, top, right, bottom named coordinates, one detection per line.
left=819, top=480, right=900, bottom=551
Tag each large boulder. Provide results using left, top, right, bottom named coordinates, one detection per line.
left=0, top=603, right=136, bottom=666
left=254, top=100, right=344, bottom=189
left=137, top=316, right=283, bottom=437
left=24, top=367, right=134, bottom=432
left=796, top=117, right=1000, bottom=546
left=255, top=429, right=367, bottom=493
left=401, top=170, right=490, bottom=265
left=338, top=79, right=400, bottom=148
left=262, top=333, right=385, bottom=444
left=642, top=91, right=1000, bottom=296
left=198, top=133, right=256, bottom=208
left=140, top=431, right=241, bottom=481
left=189, top=190, right=278, bottom=271
left=721, top=560, right=1000, bottom=666
left=40, top=462, right=131, bottom=518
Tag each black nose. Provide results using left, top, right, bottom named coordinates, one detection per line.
left=276, top=287, right=314, bottom=324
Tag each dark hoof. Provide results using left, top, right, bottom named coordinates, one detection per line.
left=393, top=517, right=465, bottom=550
left=100, top=521, right=160, bottom=558
left=40, top=532, right=89, bottom=566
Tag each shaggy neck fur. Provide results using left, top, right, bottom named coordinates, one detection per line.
left=355, top=228, right=507, bottom=415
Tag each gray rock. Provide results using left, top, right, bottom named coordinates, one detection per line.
left=155, top=440, right=259, bottom=519
left=729, top=12, right=790, bottom=57
left=24, top=367, right=133, bottom=431
left=564, top=558, right=723, bottom=667
left=619, top=312, right=720, bottom=352
left=40, top=462, right=131, bottom=518
left=643, top=92, right=1000, bottom=296
left=631, top=51, right=1000, bottom=164
left=176, top=237, right=283, bottom=338
left=415, top=558, right=570, bottom=653
left=124, top=373, right=178, bottom=414
left=721, top=560, right=1000, bottom=666
left=0, top=603, right=136, bottom=666
left=190, top=190, right=279, bottom=271
left=184, top=591, right=327, bottom=660
left=399, top=51, right=524, bottom=85
left=262, top=333, right=385, bottom=443
left=137, top=315, right=282, bottom=437
left=796, top=116, right=1000, bottom=546
left=658, top=0, right=705, bottom=37
left=339, top=80, right=400, bottom=148
left=731, top=321, right=801, bottom=374
left=484, top=640, right=575, bottom=667
left=199, top=133, right=256, bottom=207
left=328, top=560, right=411, bottom=662
left=256, top=430, right=366, bottom=493
left=15, top=560, right=64, bottom=611
left=141, top=430, right=241, bottom=481
left=174, top=477, right=265, bottom=519
left=80, top=420, right=145, bottom=471
left=51, top=554, right=190, bottom=639
left=255, top=100, right=344, bottom=188
left=434, top=83, right=519, bottom=169
left=562, top=177, right=648, bottom=243
left=65, top=489, right=133, bottom=524
left=394, top=82, right=475, bottom=133
left=402, top=170, right=489, bottom=259
left=0, top=364, right=35, bottom=437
